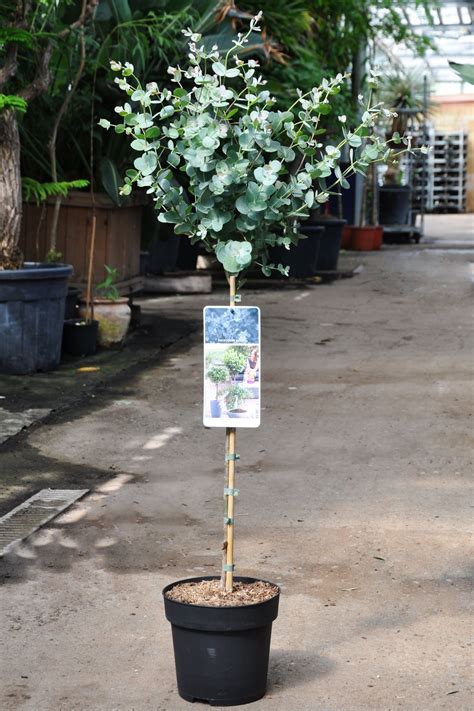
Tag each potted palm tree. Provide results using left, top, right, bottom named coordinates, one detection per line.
left=103, top=13, right=424, bottom=705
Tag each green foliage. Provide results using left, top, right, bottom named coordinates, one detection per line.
left=0, top=94, right=28, bottom=113
left=96, top=265, right=120, bottom=300
left=99, top=157, right=124, bottom=206
left=0, top=26, right=34, bottom=48
left=449, top=62, right=474, bottom=86
left=207, top=364, right=230, bottom=398
left=105, top=15, right=425, bottom=277
left=238, top=0, right=434, bottom=116
left=225, top=384, right=249, bottom=411
left=45, top=248, right=63, bottom=263
left=21, top=178, right=89, bottom=204
left=223, top=349, right=247, bottom=380
left=207, top=365, right=230, bottom=384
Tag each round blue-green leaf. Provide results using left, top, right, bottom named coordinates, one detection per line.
left=215, top=241, right=252, bottom=274
left=134, top=153, right=157, bottom=176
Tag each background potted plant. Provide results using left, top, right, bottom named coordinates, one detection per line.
left=350, top=161, right=384, bottom=251
left=103, top=11, right=424, bottom=704
left=222, top=348, right=247, bottom=384
left=378, top=69, right=430, bottom=231
left=62, top=206, right=99, bottom=358
left=79, top=265, right=131, bottom=348
left=207, top=364, right=229, bottom=417
left=225, top=382, right=250, bottom=418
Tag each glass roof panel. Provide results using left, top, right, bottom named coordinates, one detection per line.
left=375, top=2, right=474, bottom=95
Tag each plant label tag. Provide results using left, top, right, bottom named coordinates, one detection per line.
left=203, top=306, right=261, bottom=428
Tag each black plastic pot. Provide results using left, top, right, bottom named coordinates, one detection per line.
left=0, top=262, right=73, bottom=374
left=269, top=226, right=323, bottom=278
left=303, top=218, right=346, bottom=271
left=163, top=576, right=280, bottom=706
left=62, top=319, right=98, bottom=357
left=378, top=185, right=412, bottom=226
left=65, top=287, right=81, bottom=320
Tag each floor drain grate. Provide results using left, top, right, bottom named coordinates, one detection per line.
left=0, top=489, right=89, bottom=556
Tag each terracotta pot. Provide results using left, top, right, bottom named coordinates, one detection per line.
left=372, top=225, right=384, bottom=251
left=351, top=226, right=382, bottom=251
left=341, top=225, right=353, bottom=249
left=79, top=298, right=131, bottom=347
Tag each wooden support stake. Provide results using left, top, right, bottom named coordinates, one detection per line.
left=84, top=214, right=96, bottom=324
left=224, top=274, right=237, bottom=593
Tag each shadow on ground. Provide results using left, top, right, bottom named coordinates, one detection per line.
left=0, top=312, right=199, bottom=414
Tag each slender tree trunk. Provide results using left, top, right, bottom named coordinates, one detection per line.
left=0, top=109, right=23, bottom=268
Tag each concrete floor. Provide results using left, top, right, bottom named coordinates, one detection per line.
left=0, top=239, right=473, bottom=710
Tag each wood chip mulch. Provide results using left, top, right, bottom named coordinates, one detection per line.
left=165, top=579, right=279, bottom=607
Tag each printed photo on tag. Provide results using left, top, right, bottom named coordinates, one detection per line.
left=203, top=306, right=261, bottom=428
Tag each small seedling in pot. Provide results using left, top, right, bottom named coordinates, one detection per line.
left=96, top=265, right=120, bottom=301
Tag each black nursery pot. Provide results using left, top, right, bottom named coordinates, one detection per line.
left=163, top=576, right=280, bottom=706
left=62, top=319, right=98, bottom=357
left=378, top=185, right=412, bottom=226
left=269, top=226, right=323, bottom=278
left=64, top=287, right=81, bottom=320
left=303, top=218, right=346, bottom=271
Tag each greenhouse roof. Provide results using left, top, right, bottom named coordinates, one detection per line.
left=377, top=1, right=474, bottom=95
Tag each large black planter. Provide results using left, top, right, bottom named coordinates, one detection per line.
left=163, top=576, right=280, bottom=706
left=0, top=262, right=73, bottom=374
left=378, top=185, right=412, bottom=225
left=303, top=218, right=346, bottom=271
left=269, top=227, right=324, bottom=278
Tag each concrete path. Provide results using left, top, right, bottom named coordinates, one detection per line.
left=1, top=245, right=473, bottom=710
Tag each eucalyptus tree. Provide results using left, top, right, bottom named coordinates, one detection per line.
left=101, top=14, right=426, bottom=280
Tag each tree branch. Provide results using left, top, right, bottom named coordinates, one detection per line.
left=0, top=44, right=19, bottom=89
left=17, top=0, right=98, bottom=102
left=58, top=0, right=98, bottom=39
left=18, top=42, right=54, bottom=101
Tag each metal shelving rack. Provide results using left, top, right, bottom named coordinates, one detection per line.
left=431, top=130, right=467, bottom=212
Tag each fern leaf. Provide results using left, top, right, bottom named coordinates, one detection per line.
left=0, top=95, right=28, bottom=114
left=22, top=178, right=89, bottom=205
left=0, top=27, right=34, bottom=47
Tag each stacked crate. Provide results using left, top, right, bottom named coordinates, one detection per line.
left=432, top=131, right=467, bottom=212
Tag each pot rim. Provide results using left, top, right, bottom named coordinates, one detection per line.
left=349, top=224, right=383, bottom=231
left=64, top=318, right=99, bottom=327
left=0, top=262, right=73, bottom=280
left=80, top=297, right=129, bottom=305
left=162, top=575, right=280, bottom=611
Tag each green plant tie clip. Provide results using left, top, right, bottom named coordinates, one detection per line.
left=224, top=516, right=234, bottom=525
left=225, top=453, right=240, bottom=461
left=234, top=294, right=242, bottom=303
left=223, top=564, right=235, bottom=572
left=224, top=487, right=239, bottom=497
